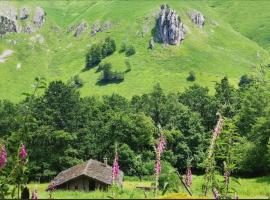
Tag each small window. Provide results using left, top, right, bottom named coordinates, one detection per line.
left=75, top=185, right=78, bottom=190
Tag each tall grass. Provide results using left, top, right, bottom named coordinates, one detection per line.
left=26, top=175, right=270, bottom=199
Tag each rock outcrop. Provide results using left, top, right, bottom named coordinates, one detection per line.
left=0, top=3, right=46, bottom=36
left=90, top=21, right=112, bottom=36
left=0, top=16, right=18, bottom=36
left=154, top=4, right=185, bottom=45
left=74, top=22, right=88, bottom=37
left=33, top=7, right=45, bottom=27
left=189, top=10, right=205, bottom=28
left=18, top=7, right=30, bottom=20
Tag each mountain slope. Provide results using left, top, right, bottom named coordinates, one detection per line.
left=0, top=0, right=269, bottom=101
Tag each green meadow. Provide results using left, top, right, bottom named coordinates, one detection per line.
left=26, top=175, right=270, bottom=199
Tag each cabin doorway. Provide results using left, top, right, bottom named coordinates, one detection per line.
left=89, top=180, right=95, bottom=191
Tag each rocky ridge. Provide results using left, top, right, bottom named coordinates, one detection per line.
left=154, top=4, right=185, bottom=45
left=189, top=10, right=205, bottom=27
left=0, top=3, right=46, bottom=36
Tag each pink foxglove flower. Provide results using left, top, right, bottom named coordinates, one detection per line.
left=112, top=153, right=120, bottom=181
left=19, top=144, right=27, bottom=160
left=214, top=114, right=224, bottom=137
left=224, top=170, right=230, bottom=184
left=212, top=188, right=220, bottom=200
left=0, top=145, right=7, bottom=169
left=185, top=167, right=192, bottom=187
left=154, top=134, right=166, bottom=176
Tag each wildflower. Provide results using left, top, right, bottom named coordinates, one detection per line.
left=157, top=134, right=166, bottom=154
left=0, top=145, right=7, bottom=169
left=155, top=159, right=161, bottom=175
left=224, top=170, right=230, bottom=183
left=19, top=144, right=27, bottom=160
left=212, top=188, right=220, bottom=200
left=185, top=167, right=192, bottom=187
left=214, top=113, right=224, bottom=137
left=112, top=153, right=120, bottom=181
left=155, top=134, right=166, bottom=176
left=31, top=189, right=38, bottom=200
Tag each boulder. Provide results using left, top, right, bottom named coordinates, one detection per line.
left=154, top=4, right=185, bottom=45
left=18, top=7, right=30, bottom=20
left=74, top=22, right=88, bottom=37
left=0, top=16, right=18, bottom=36
left=189, top=10, right=205, bottom=27
left=33, top=7, right=45, bottom=27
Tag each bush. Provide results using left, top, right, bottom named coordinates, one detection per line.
left=85, top=43, right=102, bottom=68
left=119, top=42, right=126, bottom=53
left=187, top=71, right=196, bottom=81
left=96, top=62, right=112, bottom=73
left=99, top=64, right=124, bottom=83
left=102, top=37, right=116, bottom=58
left=239, top=74, right=254, bottom=87
left=125, top=45, right=136, bottom=57
left=159, top=161, right=181, bottom=194
left=68, top=75, right=83, bottom=88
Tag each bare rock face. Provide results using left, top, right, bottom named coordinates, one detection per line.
left=74, top=22, right=88, bottom=37
left=90, top=21, right=112, bottom=36
left=154, top=4, right=185, bottom=45
left=189, top=10, right=205, bottom=28
left=0, top=3, right=46, bottom=36
left=0, top=16, right=18, bottom=36
left=18, top=7, right=30, bottom=20
left=33, top=7, right=45, bottom=27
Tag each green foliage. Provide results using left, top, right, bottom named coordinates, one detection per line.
left=186, top=71, right=196, bottom=82
left=158, top=161, right=181, bottom=194
left=68, top=75, right=83, bottom=88
left=102, top=37, right=116, bottom=58
left=125, top=45, right=136, bottom=57
left=96, top=62, right=112, bottom=73
left=98, top=63, right=125, bottom=83
left=215, top=77, right=239, bottom=118
left=85, top=43, right=102, bottom=68
left=238, top=75, right=254, bottom=88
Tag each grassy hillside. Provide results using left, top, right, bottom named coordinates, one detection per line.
left=0, top=0, right=269, bottom=101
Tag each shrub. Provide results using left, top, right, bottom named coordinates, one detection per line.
left=96, top=62, right=112, bottom=73
left=159, top=161, right=181, bottom=194
left=68, top=75, right=83, bottom=88
left=85, top=43, right=102, bottom=68
left=238, top=74, right=254, bottom=87
left=125, top=45, right=136, bottom=56
left=99, top=64, right=124, bottom=83
left=187, top=71, right=196, bottom=81
left=119, top=42, right=126, bottom=53
left=102, top=37, right=116, bottom=58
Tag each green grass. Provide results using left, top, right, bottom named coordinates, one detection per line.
left=0, top=1, right=270, bottom=101
left=25, top=175, right=270, bottom=199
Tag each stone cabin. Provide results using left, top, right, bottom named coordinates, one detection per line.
left=48, top=159, right=123, bottom=191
